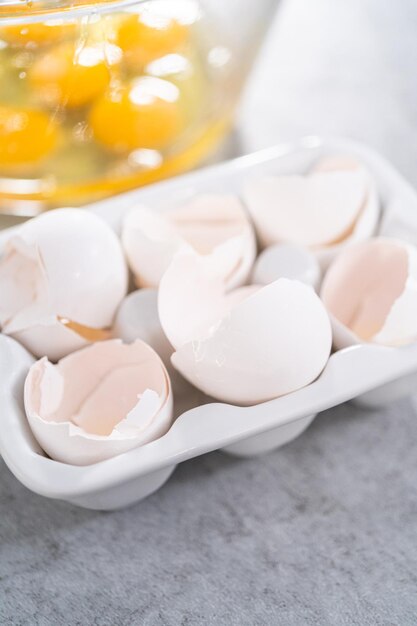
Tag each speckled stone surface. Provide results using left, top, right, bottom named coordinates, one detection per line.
left=2, top=1, right=417, bottom=624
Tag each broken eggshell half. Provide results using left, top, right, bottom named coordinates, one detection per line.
left=321, top=237, right=417, bottom=348
left=243, top=156, right=379, bottom=270
left=122, top=193, right=257, bottom=290
left=24, top=339, right=173, bottom=466
left=312, top=156, right=380, bottom=267
left=158, top=251, right=332, bottom=405
left=0, top=209, right=128, bottom=361
left=112, top=288, right=210, bottom=411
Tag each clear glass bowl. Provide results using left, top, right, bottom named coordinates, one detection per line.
left=0, top=0, right=278, bottom=211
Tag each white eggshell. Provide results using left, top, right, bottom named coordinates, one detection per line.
left=24, top=339, right=173, bottom=465
left=243, top=170, right=367, bottom=247
left=113, top=288, right=210, bottom=407
left=122, top=208, right=189, bottom=288
left=172, top=280, right=331, bottom=405
left=158, top=252, right=229, bottom=349
left=321, top=237, right=417, bottom=348
left=312, top=156, right=380, bottom=268
left=251, top=243, right=321, bottom=290
left=0, top=209, right=128, bottom=360
left=158, top=252, right=331, bottom=405
left=312, top=156, right=361, bottom=171
left=12, top=321, right=92, bottom=364
left=122, top=193, right=256, bottom=290
left=243, top=157, right=380, bottom=270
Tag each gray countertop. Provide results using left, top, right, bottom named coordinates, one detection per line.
left=2, top=1, right=417, bottom=624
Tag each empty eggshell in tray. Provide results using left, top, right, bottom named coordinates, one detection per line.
left=0, top=149, right=402, bottom=471
left=24, top=339, right=173, bottom=465
left=122, top=193, right=256, bottom=290
left=321, top=237, right=417, bottom=348
left=4, top=139, right=417, bottom=508
left=158, top=251, right=332, bottom=405
left=113, top=288, right=211, bottom=413
left=312, top=156, right=380, bottom=267
left=0, top=209, right=128, bottom=361
left=243, top=156, right=379, bottom=268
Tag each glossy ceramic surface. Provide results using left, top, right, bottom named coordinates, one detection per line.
left=1, top=135, right=417, bottom=509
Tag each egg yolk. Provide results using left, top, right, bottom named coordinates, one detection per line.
left=29, top=41, right=112, bottom=109
left=116, top=13, right=188, bottom=67
left=0, top=105, right=57, bottom=166
left=89, top=77, right=182, bottom=151
left=0, top=21, right=77, bottom=46
left=59, top=317, right=111, bottom=342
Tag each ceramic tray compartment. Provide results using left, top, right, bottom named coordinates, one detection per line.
left=1, top=136, right=417, bottom=510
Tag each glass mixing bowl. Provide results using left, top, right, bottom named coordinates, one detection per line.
left=0, top=0, right=278, bottom=211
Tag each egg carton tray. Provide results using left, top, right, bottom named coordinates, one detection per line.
left=2, top=135, right=417, bottom=511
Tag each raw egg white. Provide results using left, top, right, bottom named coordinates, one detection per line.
left=158, top=251, right=332, bottom=405
left=24, top=339, right=173, bottom=465
left=321, top=237, right=417, bottom=348
left=0, top=209, right=128, bottom=361
left=122, top=193, right=256, bottom=289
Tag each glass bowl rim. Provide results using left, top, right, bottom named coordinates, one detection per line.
left=0, top=0, right=147, bottom=24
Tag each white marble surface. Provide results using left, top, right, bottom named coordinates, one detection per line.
left=2, top=1, right=417, bottom=624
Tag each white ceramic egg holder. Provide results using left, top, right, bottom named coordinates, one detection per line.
left=2, top=135, right=417, bottom=510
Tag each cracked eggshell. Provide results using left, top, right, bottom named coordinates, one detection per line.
left=158, top=252, right=332, bottom=405
left=122, top=193, right=256, bottom=290
left=0, top=209, right=128, bottom=361
left=112, top=288, right=209, bottom=410
left=24, top=339, right=173, bottom=465
left=321, top=237, right=417, bottom=348
left=243, top=158, right=379, bottom=270
left=312, top=156, right=380, bottom=268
